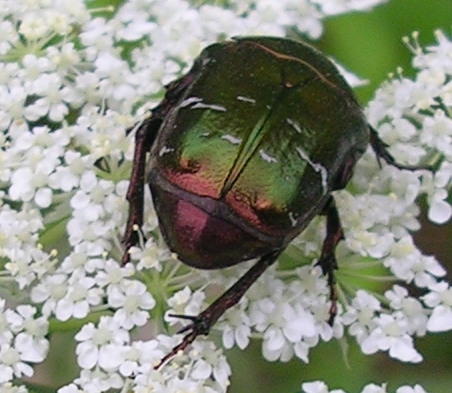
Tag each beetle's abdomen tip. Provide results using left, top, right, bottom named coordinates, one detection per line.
left=150, top=183, right=273, bottom=269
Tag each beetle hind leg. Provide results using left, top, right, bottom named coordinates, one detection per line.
left=154, top=250, right=281, bottom=369
left=317, top=196, right=344, bottom=325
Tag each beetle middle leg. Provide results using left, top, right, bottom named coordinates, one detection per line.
left=154, top=249, right=282, bottom=369
left=317, top=196, right=344, bottom=325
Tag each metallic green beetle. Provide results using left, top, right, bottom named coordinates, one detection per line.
left=123, top=36, right=414, bottom=368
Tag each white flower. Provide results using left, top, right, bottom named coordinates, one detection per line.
left=95, top=258, right=135, bottom=288
left=413, top=30, right=452, bottom=79
left=166, top=286, right=205, bottom=325
left=72, top=368, right=124, bottom=393
left=317, top=0, right=388, bottom=15
left=361, top=384, right=388, bottom=393
left=54, top=270, right=103, bottom=321
left=132, top=237, right=168, bottom=272
left=0, top=303, right=49, bottom=383
left=31, top=273, right=70, bottom=316
left=48, top=151, right=93, bottom=192
left=4, top=305, right=49, bottom=362
left=301, top=382, right=431, bottom=393
left=0, top=83, right=27, bottom=130
left=301, top=380, right=346, bottom=393
left=116, top=343, right=141, bottom=377
left=220, top=300, right=251, bottom=350
left=342, top=290, right=381, bottom=341
left=396, top=385, right=428, bottom=393
left=423, top=281, right=452, bottom=332
left=282, top=303, right=317, bottom=343
left=24, top=73, right=78, bottom=122
left=75, top=315, right=129, bottom=370
left=114, top=4, right=155, bottom=42
left=0, top=344, right=34, bottom=382
left=19, top=13, right=52, bottom=41
left=385, top=286, right=428, bottom=336
left=383, top=236, right=445, bottom=288
left=93, top=52, right=139, bottom=104
left=0, top=20, right=18, bottom=55
left=107, top=279, right=155, bottom=328
left=66, top=171, right=124, bottom=255
left=188, top=341, right=231, bottom=391
left=360, top=314, right=422, bottom=362
left=0, top=382, right=30, bottom=393
left=423, top=161, right=452, bottom=223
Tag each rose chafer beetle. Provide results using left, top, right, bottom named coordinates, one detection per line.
left=122, top=36, right=418, bottom=368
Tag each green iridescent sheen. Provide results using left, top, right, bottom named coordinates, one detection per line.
left=152, top=37, right=369, bottom=235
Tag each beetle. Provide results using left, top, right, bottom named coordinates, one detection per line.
left=122, top=36, right=418, bottom=368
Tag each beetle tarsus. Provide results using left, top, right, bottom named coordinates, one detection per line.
left=154, top=313, right=214, bottom=370
left=154, top=314, right=209, bottom=370
left=369, top=126, right=431, bottom=171
left=168, top=313, right=212, bottom=335
left=317, top=252, right=339, bottom=326
left=317, top=197, right=344, bottom=325
left=154, top=331, right=199, bottom=370
left=156, top=250, right=281, bottom=368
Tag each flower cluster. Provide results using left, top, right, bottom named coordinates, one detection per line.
left=0, top=302, right=48, bottom=384
left=301, top=381, right=429, bottom=393
left=0, top=0, right=451, bottom=392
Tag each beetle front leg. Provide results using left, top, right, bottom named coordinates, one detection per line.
left=155, top=249, right=282, bottom=369
left=122, top=117, right=161, bottom=265
left=317, top=196, right=344, bottom=325
left=369, top=126, right=431, bottom=170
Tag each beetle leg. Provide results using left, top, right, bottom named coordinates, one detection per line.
left=154, top=249, right=282, bottom=369
left=369, top=126, right=431, bottom=171
left=317, top=196, right=344, bottom=325
left=122, top=116, right=162, bottom=265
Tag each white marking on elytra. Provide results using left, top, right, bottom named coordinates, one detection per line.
left=200, top=132, right=210, bottom=137
left=286, top=118, right=302, bottom=133
left=296, top=147, right=328, bottom=194
left=288, top=211, right=298, bottom=227
left=179, top=97, right=226, bottom=112
left=259, top=149, right=277, bottom=163
left=237, top=95, right=256, bottom=104
left=221, top=134, right=242, bottom=145
left=191, top=102, right=227, bottom=112
left=180, top=97, right=203, bottom=107
left=159, top=146, right=174, bottom=157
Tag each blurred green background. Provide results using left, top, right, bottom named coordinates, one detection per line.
left=229, top=1, right=452, bottom=392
